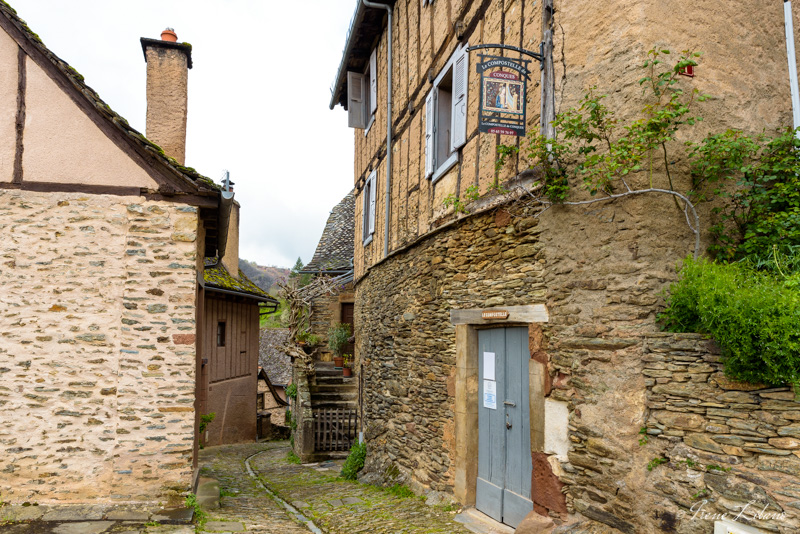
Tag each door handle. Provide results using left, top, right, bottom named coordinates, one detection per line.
left=506, top=412, right=512, bottom=430
left=504, top=400, right=516, bottom=407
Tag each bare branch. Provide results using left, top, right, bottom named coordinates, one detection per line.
left=277, top=275, right=345, bottom=376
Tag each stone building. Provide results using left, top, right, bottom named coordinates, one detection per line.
left=329, top=0, right=800, bottom=532
left=258, top=327, right=292, bottom=426
left=301, top=190, right=356, bottom=362
left=0, top=3, right=274, bottom=504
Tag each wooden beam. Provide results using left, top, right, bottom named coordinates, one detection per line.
left=12, top=45, right=25, bottom=184
left=540, top=0, right=555, bottom=138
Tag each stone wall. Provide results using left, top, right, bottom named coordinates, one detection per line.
left=355, top=193, right=800, bottom=532
left=0, top=190, right=198, bottom=504
left=641, top=334, right=800, bottom=534
left=355, top=206, right=546, bottom=495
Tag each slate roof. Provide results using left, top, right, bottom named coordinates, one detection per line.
left=302, top=190, right=355, bottom=274
left=0, top=1, right=219, bottom=193
left=204, top=258, right=276, bottom=302
left=259, top=328, right=292, bottom=386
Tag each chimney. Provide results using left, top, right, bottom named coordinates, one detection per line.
left=140, top=29, right=193, bottom=165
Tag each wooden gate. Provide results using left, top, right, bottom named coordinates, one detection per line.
left=314, top=408, right=358, bottom=452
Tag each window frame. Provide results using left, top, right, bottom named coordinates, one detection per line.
left=425, top=43, right=469, bottom=184
left=216, top=321, right=226, bottom=347
left=362, top=170, right=377, bottom=246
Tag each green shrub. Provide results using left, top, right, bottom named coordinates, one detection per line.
left=660, top=257, right=800, bottom=392
left=285, top=383, right=297, bottom=399
left=328, top=323, right=352, bottom=357
left=340, top=441, right=366, bottom=481
left=687, top=127, right=800, bottom=261
left=287, top=451, right=301, bottom=464
left=199, top=413, right=215, bottom=434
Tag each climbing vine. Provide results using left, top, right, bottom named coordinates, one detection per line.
left=498, top=48, right=707, bottom=256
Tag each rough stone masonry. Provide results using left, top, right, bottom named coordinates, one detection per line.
left=0, top=190, right=198, bottom=504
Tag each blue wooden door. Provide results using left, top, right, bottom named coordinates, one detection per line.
left=476, top=327, right=533, bottom=528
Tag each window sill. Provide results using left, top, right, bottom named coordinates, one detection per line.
left=363, top=233, right=373, bottom=247
left=430, top=153, right=459, bottom=184
left=364, top=114, right=376, bottom=136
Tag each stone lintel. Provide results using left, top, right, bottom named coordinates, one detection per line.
left=450, top=304, right=549, bottom=325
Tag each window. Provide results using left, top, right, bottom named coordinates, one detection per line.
left=216, top=321, right=226, bottom=347
left=422, top=0, right=435, bottom=6
left=347, top=48, right=378, bottom=130
left=426, top=44, right=469, bottom=183
left=362, top=170, right=377, bottom=245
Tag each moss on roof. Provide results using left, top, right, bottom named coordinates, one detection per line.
left=0, top=0, right=219, bottom=192
left=204, top=260, right=274, bottom=300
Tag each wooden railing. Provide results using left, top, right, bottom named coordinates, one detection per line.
left=313, top=408, right=358, bottom=452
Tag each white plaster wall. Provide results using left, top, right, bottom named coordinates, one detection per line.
left=0, top=27, right=18, bottom=182
left=544, top=398, right=570, bottom=460
left=22, top=57, right=158, bottom=188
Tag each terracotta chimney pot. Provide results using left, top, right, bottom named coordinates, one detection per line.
left=161, top=28, right=178, bottom=42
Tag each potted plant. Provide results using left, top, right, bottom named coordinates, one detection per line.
left=328, top=323, right=351, bottom=369
left=342, top=354, right=353, bottom=378
left=297, top=332, right=322, bottom=354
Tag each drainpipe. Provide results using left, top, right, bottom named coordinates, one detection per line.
left=785, top=0, right=800, bottom=133
left=362, top=0, right=392, bottom=258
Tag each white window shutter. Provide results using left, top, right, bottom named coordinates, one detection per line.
left=347, top=71, right=366, bottom=129
left=369, top=49, right=378, bottom=115
left=362, top=180, right=370, bottom=238
left=425, top=90, right=436, bottom=178
left=451, top=46, right=469, bottom=151
left=368, top=171, right=377, bottom=235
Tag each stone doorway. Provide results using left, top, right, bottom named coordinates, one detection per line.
left=450, top=305, right=549, bottom=511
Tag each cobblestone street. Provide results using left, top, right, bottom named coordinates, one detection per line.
left=197, top=442, right=315, bottom=534
left=0, top=441, right=484, bottom=534
left=246, top=443, right=474, bottom=534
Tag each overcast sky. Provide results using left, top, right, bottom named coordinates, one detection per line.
left=16, top=0, right=357, bottom=269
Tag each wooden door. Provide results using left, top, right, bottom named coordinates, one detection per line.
left=476, top=327, right=533, bottom=528
left=341, top=302, right=355, bottom=357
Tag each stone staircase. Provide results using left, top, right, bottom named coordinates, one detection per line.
left=310, top=361, right=358, bottom=410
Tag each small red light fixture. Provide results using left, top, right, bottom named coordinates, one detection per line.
left=679, top=65, right=695, bottom=78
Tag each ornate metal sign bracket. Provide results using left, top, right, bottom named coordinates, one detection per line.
left=466, top=43, right=545, bottom=70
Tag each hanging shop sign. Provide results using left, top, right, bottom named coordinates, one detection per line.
left=468, top=44, right=545, bottom=137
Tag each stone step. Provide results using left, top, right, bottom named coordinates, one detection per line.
left=311, top=392, right=358, bottom=403
left=310, top=399, right=358, bottom=409
left=316, top=365, right=342, bottom=376
left=311, top=382, right=357, bottom=391
left=314, top=376, right=357, bottom=386
left=311, top=383, right=357, bottom=392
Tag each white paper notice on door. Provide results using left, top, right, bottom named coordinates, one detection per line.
left=483, top=380, right=497, bottom=410
left=483, top=352, right=496, bottom=381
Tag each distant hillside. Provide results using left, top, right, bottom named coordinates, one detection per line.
left=239, top=259, right=290, bottom=294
